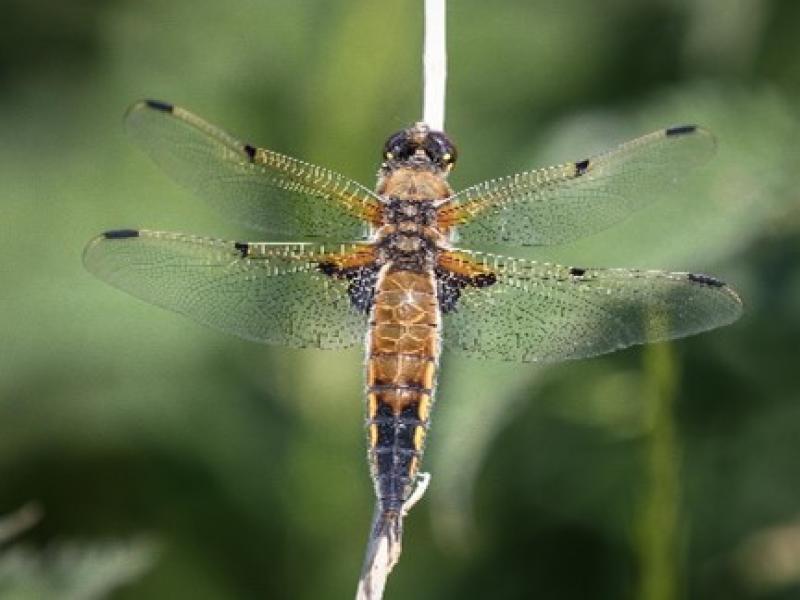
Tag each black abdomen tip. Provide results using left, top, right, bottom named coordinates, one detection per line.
left=103, top=229, right=140, bottom=239
left=575, top=158, right=590, bottom=176
left=145, top=99, right=174, bottom=113
left=666, top=124, right=697, bottom=137
left=687, top=272, right=724, bottom=287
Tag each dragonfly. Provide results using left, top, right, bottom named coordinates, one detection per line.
left=84, top=100, right=742, bottom=571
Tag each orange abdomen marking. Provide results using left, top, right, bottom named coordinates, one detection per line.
left=366, top=266, right=441, bottom=511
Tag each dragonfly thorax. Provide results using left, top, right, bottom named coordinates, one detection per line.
left=373, top=178, right=449, bottom=271
left=375, top=227, right=439, bottom=272
left=382, top=197, right=437, bottom=226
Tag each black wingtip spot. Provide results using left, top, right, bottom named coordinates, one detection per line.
left=575, top=159, right=590, bottom=176
left=234, top=242, right=249, bottom=258
left=569, top=266, right=587, bottom=277
left=103, top=229, right=140, bottom=239
left=243, top=144, right=256, bottom=161
left=145, top=99, right=174, bottom=113
left=666, top=125, right=697, bottom=137
left=687, top=273, right=725, bottom=287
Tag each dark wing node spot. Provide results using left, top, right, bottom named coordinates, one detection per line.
left=666, top=124, right=697, bottom=137
left=687, top=272, right=725, bottom=287
left=243, top=144, right=257, bottom=161
left=575, top=159, right=590, bottom=176
left=318, top=263, right=379, bottom=313
left=144, top=99, right=173, bottom=113
left=103, top=229, right=140, bottom=239
left=234, top=242, right=249, bottom=258
left=569, top=267, right=587, bottom=277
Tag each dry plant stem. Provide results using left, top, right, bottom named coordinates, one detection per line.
left=356, top=2, right=446, bottom=598
left=356, top=475, right=432, bottom=600
left=355, top=506, right=394, bottom=600
left=423, top=0, right=447, bottom=131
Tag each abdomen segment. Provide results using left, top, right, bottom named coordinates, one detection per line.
left=366, top=267, right=440, bottom=512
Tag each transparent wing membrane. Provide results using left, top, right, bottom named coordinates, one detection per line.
left=439, top=126, right=716, bottom=246
left=83, top=229, right=369, bottom=349
left=125, top=100, right=381, bottom=239
left=90, top=107, right=741, bottom=362
left=441, top=249, right=742, bottom=362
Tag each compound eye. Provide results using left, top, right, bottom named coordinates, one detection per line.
left=424, top=132, right=457, bottom=167
left=383, top=130, right=413, bottom=162
left=444, top=143, right=457, bottom=166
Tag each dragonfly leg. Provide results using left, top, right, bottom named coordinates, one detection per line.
left=402, top=472, right=431, bottom=516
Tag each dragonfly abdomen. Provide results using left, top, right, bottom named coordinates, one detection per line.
left=366, top=266, right=440, bottom=512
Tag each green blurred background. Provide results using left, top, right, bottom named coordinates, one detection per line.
left=1, top=0, right=799, bottom=598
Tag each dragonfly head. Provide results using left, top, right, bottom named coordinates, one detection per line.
left=381, top=123, right=457, bottom=174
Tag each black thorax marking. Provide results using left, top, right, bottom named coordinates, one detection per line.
left=317, top=263, right=380, bottom=313
left=372, top=198, right=439, bottom=272
left=435, top=267, right=497, bottom=313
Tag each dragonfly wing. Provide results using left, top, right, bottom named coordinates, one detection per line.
left=439, top=249, right=742, bottom=363
left=125, top=100, right=382, bottom=239
left=438, top=126, right=715, bottom=246
left=83, top=229, right=372, bottom=349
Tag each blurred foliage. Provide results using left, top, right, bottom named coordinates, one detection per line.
left=0, top=504, right=156, bottom=599
left=1, top=0, right=799, bottom=599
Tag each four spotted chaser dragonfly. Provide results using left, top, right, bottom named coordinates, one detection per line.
left=84, top=100, right=742, bottom=566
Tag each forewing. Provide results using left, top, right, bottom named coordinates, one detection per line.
left=439, top=126, right=715, bottom=246
left=83, top=229, right=370, bottom=349
left=441, top=250, right=742, bottom=362
left=125, top=100, right=382, bottom=239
